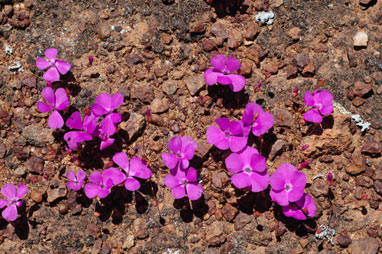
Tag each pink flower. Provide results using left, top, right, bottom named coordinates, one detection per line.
left=64, top=112, right=98, bottom=150
left=242, top=103, right=274, bottom=137
left=37, top=87, right=69, bottom=129
left=225, top=146, right=269, bottom=192
left=162, top=136, right=197, bottom=171
left=0, top=184, right=28, bottom=221
left=204, top=54, right=246, bottom=92
left=303, top=90, right=333, bottom=123
left=206, top=117, right=247, bottom=152
left=281, top=193, right=316, bottom=220
left=270, top=163, right=306, bottom=206
left=65, top=169, right=86, bottom=191
left=84, top=168, right=125, bottom=199
left=36, top=48, right=71, bottom=82
left=164, top=166, right=203, bottom=200
left=112, top=152, right=152, bottom=191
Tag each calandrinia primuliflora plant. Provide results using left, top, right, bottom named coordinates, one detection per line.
left=0, top=184, right=28, bottom=221
left=36, top=48, right=71, bottom=82
left=303, top=90, right=333, bottom=123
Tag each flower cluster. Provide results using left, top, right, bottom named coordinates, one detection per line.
left=66, top=152, right=152, bottom=199
left=270, top=164, right=315, bottom=220
left=162, top=136, right=203, bottom=201
left=303, top=90, right=333, bottom=123
left=0, top=183, right=28, bottom=221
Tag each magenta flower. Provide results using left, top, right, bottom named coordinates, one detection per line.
left=242, top=103, right=274, bottom=137
left=64, top=112, right=98, bottom=150
left=36, top=48, right=71, bottom=82
left=162, top=136, right=198, bottom=171
left=270, top=163, right=306, bottom=206
left=0, top=184, right=28, bottom=221
left=303, top=90, right=333, bottom=123
left=204, top=54, right=246, bottom=92
left=206, top=117, right=247, bottom=152
left=84, top=168, right=125, bottom=199
left=164, top=167, right=203, bottom=200
left=93, top=121, right=116, bottom=151
left=225, top=146, right=269, bottom=192
left=65, top=169, right=86, bottom=191
left=37, top=87, right=69, bottom=129
left=281, top=193, right=316, bottom=220
left=112, top=152, right=152, bottom=191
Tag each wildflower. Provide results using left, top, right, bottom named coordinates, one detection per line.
left=65, top=169, right=86, bottom=191
left=162, top=136, right=198, bottom=171
left=281, top=193, right=316, bottom=220
left=37, top=87, right=69, bottom=129
left=84, top=168, right=125, bottom=199
left=225, top=146, right=269, bottom=192
left=303, top=90, right=333, bottom=123
left=0, top=184, right=28, bottom=221
left=270, top=163, right=306, bottom=206
left=242, top=103, right=274, bottom=136
left=112, top=152, right=152, bottom=191
left=204, top=54, right=246, bottom=92
left=36, top=48, right=71, bottom=82
left=64, top=112, right=98, bottom=150
left=206, top=117, right=247, bottom=152
left=164, top=166, right=203, bottom=200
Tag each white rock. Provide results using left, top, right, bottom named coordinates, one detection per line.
left=353, top=31, right=368, bottom=47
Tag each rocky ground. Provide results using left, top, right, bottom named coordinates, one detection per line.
left=1, top=0, right=382, bottom=253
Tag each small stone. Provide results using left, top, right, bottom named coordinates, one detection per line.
left=359, top=0, right=373, bottom=5
left=98, top=22, right=111, bottom=40
left=337, top=233, right=352, bottom=247
left=269, top=139, right=287, bottom=159
left=285, top=65, right=298, bottom=79
left=58, top=203, right=69, bottom=214
left=133, top=218, right=148, bottom=239
left=30, top=189, right=44, bottom=203
left=21, top=74, right=36, bottom=88
left=361, top=141, right=382, bottom=155
left=25, top=156, right=44, bottom=174
left=23, top=97, right=34, bottom=107
left=346, top=164, right=366, bottom=175
left=293, top=53, right=310, bottom=69
left=263, top=62, right=278, bottom=74
left=374, top=180, right=382, bottom=195
left=347, top=49, right=358, bottom=67
left=189, top=21, right=205, bottom=33
left=161, top=33, right=172, bottom=44
left=352, top=96, right=366, bottom=107
left=354, top=81, right=373, bottom=97
left=202, top=39, right=216, bottom=52
left=211, top=172, right=228, bottom=189
left=15, top=166, right=26, bottom=176
left=125, top=54, right=143, bottom=67
left=222, top=203, right=238, bottom=222
left=211, top=23, right=228, bottom=38
left=239, top=59, right=252, bottom=76
left=353, top=31, right=368, bottom=47
left=149, top=98, right=170, bottom=114
left=348, top=237, right=379, bottom=254
left=245, top=23, right=260, bottom=40
left=287, top=27, right=301, bottom=40
left=4, top=5, right=13, bottom=16
left=154, top=67, right=168, bottom=78
left=122, top=235, right=135, bottom=250
left=347, top=89, right=355, bottom=100
left=227, top=29, right=242, bottom=48
left=234, top=213, right=252, bottom=230
left=47, top=186, right=67, bottom=203
left=184, top=75, right=204, bottom=96
left=22, top=124, right=54, bottom=147
left=206, top=221, right=225, bottom=246
left=161, top=80, right=178, bottom=95
left=302, top=61, right=315, bottom=76
left=119, top=112, right=145, bottom=142
left=310, top=179, right=329, bottom=197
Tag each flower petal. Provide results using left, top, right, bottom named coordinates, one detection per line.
left=113, top=152, right=130, bottom=172
left=101, top=115, right=116, bottom=136
left=215, top=117, right=230, bottom=132
left=210, top=54, right=226, bottom=72
left=270, top=189, right=289, bottom=206
left=225, top=153, right=244, bottom=174
left=41, top=87, right=55, bottom=105
left=103, top=167, right=126, bottom=185
left=242, top=103, right=263, bottom=126
left=91, top=103, right=108, bottom=116
left=66, top=112, right=83, bottom=130
left=186, top=167, right=198, bottom=182
left=250, top=154, right=266, bottom=172
left=229, top=120, right=243, bottom=135
left=168, top=136, right=182, bottom=154
left=204, top=68, right=221, bottom=85
left=282, top=204, right=306, bottom=220
left=77, top=169, right=86, bottom=182
left=225, top=56, right=241, bottom=72
left=206, top=125, right=226, bottom=146
left=162, top=153, right=179, bottom=170
left=67, top=181, right=81, bottom=191
left=110, top=113, right=121, bottom=124
left=89, top=171, right=103, bottom=185
left=228, top=74, right=246, bottom=92
left=124, top=177, right=141, bottom=191
left=186, top=183, right=203, bottom=200
left=129, top=157, right=152, bottom=179
left=164, top=174, right=182, bottom=188
left=304, top=91, right=315, bottom=107
left=0, top=199, right=9, bottom=209
left=171, top=186, right=186, bottom=199
left=111, top=93, right=124, bottom=111
left=229, top=136, right=247, bottom=153
left=44, top=48, right=57, bottom=62
left=16, top=184, right=28, bottom=199
left=55, top=60, right=71, bottom=75
left=54, top=88, right=69, bottom=110
left=84, top=183, right=101, bottom=198
left=249, top=171, right=269, bottom=192
left=96, top=93, right=112, bottom=112
left=217, top=75, right=232, bottom=85
left=65, top=170, right=76, bottom=182
left=319, top=104, right=333, bottom=116
left=100, top=138, right=115, bottom=150
left=36, top=57, right=51, bottom=70
left=231, top=173, right=251, bottom=189
left=43, top=67, right=60, bottom=82
left=37, top=102, right=53, bottom=113
left=303, top=109, right=322, bottom=123
left=48, top=110, right=64, bottom=129
left=252, top=111, right=274, bottom=137
left=315, top=90, right=333, bottom=106
left=1, top=183, right=16, bottom=200
left=2, top=204, right=18, bottom=221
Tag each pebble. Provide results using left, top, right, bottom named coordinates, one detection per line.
left=133, top=218, right=148, bottom=239
left=373, top=180, right=382, bottom=195
left=47, top=186, right=67, bottom=203
left=189, top=21, right=205, bottom=33
left=222, top=203, right=238, bottom=222
left=353, top=31, right=368, bottom=47
left=25, top=156, right=44, bottom=174
left=98, top=22, right=111, bottom=40
left=58, top=203, right=69, bottom=214
left=310, top=178, right=329, bottom=197
left=24, top=97, right=34, bottom=107
left=287, top=27, right=301, bottom=40
left=22, top=123, right=54, bottom=147
left=354, top=81, right=373, bottom=97
left=161, top=80, right=178, bottom=95
left=347, top=49, right=358, bottom=67
left=352, top=96, right=366, bottom=107
left=337, top=233, right=352, bottom=247
left=122, top=235, right=135, bottom=250
left=285, top=65, right=298, bottom=79
left=202, top=39, right=216, bottom=52
left=302, top=61, right=315, bottom=76
left=184, top=74, right=205, bottom=96
left=30, top=189, right=44, bottom=203
left=348, top=237, right=380, bottom=254
left=359, top=0, right=373, bottom=5
left=211, top=172, right=227, bottom=189
left=346, top=164, right=366, bottom=175
left=293, top=53, right=310, bottom=69
left=245, top=23, right=260, bottom=40
left=149, top=98, right=170, bottom=114
left=211, top=23, right=228, bottom=39
left=361, top=141, right=382, bottom=155
left=227, top=29, right=242, bottom=48
left=234, top=213, right=252, bottom=230
left=15, top=166, right=26, bottom=176
left=239, top=59, right=252, bottom=76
